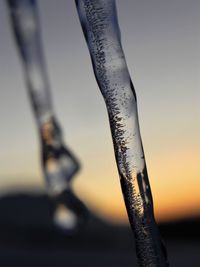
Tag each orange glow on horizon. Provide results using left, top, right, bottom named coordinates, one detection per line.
left=0, top=141, right=199, bottom=225
left=75, top=146, right=200, bottom=224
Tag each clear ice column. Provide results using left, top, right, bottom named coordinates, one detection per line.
left=76, top=0, right=169, bottom=266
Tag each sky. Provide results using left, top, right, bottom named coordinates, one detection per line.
left=0, top=0, right=199, bottom=224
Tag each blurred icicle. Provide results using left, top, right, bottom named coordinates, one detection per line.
left=6, top=0, right=88, bottom=232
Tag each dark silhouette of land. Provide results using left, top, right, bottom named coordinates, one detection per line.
left=0, top=192, right=199, bottom=267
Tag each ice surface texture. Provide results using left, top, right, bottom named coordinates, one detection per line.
left=76, top=0, right=169, bottom=266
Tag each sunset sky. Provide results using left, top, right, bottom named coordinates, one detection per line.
left=0, top=0, right=199, bottom=224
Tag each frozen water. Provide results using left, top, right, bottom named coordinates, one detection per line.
left=76, top=0, right=169, bottom=266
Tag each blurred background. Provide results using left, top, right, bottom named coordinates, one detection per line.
left=0, top=0, right=199, bottom=266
